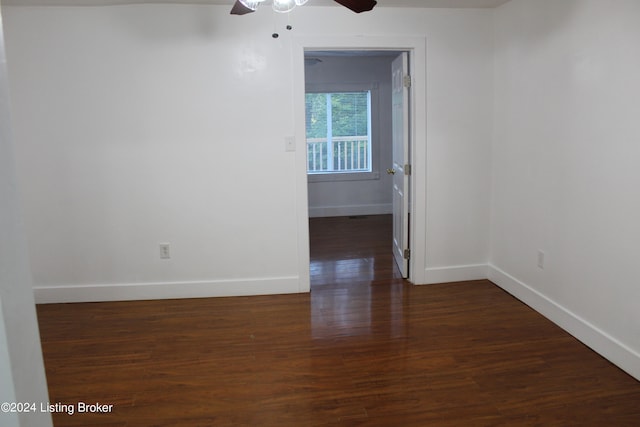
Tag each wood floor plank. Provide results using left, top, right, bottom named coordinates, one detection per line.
left=36, top=215, right=640, bottom=426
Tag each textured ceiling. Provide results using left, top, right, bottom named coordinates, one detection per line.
left=1, top=0, right=511, bottom=8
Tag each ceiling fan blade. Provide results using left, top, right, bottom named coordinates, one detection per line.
left=230, top=0, right=255, bottom=15
left=333, top=0, right=377, bottom=13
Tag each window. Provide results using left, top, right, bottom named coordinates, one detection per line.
left=305, top=91, right=373, bottom=176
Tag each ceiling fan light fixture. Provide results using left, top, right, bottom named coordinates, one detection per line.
left=272, top=0, right=296, bottom=13
left=232, top=0, right=376, bottom=18
left=239, top=0, right=265, bottom=11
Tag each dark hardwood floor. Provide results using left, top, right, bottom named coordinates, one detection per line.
left=36, top=215, right=640, bottom=426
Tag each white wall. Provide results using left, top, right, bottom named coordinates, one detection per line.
left=0, top=6, right=52, bottom=425
left=491, top=0, right=640, bottom=380
left=305, top=54, right=394, bottom=218
left=3, top=4, right=493, bottom=301
left=0, top=302, right=19, bottom=427
left=6, top=4, right=303, bottom=301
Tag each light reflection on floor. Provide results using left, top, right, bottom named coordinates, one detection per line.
left=310, top=257, right=376, bottom=285
left=310, top=258, right=374, bottom=339
left=308, top=215, right=406, bottom=340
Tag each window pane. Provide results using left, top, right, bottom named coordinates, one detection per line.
left=305, top=93, right=327, bottom=139
left=331, top=92, right=369, bottom=137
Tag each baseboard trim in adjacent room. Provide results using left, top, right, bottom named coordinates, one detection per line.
left=488, top=265, right=640, bottom=382
left=308, top=203, right=392, bottom=218
left=422, top=264, right=489, bottom=285
left=34, top=276, right=301, bottom=304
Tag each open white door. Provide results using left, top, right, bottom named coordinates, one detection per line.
left=390, top=52, right=410, bottom=278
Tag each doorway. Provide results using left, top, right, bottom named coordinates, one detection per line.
left=292, top=36, right=427, bottom=292
left=303, top=50, right=408, bottom=289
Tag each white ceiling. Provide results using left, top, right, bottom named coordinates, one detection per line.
left=1, top=0, right=511, bottom=8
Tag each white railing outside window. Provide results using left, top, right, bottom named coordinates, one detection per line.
left=307, top=135, right=370, bottom=173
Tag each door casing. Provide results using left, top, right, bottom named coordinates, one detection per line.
left=292, top=35, right=427, bottom=291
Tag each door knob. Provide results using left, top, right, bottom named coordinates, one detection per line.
left=386, top=168, right=396, bottom=175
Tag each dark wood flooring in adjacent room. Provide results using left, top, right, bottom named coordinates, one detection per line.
left=36, top=215, right=640, bottom=426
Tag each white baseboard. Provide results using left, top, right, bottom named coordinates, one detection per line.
left=421, top=264, right=489, bottom=284
left=488, top=265, right=640, bottom=382
left=34, top=276, right=301, bottom=304
left=308, top=203, right=392, bottom=218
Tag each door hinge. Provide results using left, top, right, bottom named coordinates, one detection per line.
left=403, top=249, right=411, bottom=259
left=404, top=164, right=412, bottom=175
left=403, top=75, right=412, bottom=88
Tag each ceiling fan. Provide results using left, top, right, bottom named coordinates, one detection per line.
left=231, top=0, right=377, bottom=15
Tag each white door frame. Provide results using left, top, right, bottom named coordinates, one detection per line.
left=292, top=35, right=427, bottom=292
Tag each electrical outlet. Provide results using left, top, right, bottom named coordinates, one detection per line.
left=159, top=243, right=171, bottom=259
left=537, top=250, right=545, bottom=269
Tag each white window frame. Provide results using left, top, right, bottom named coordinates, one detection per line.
left=305, top=82, right=380, bottom=183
